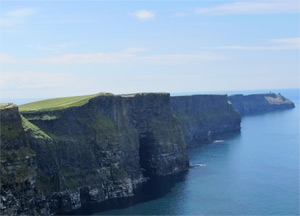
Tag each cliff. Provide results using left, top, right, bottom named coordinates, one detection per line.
left=228, top=93, right=295, bottom=115
left=0, top=106, right=49, bottom=215
left=1, top=93, right=189, bottom=214
left=171, top=95, right=241, bottom=147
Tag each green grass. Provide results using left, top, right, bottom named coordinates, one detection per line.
left=0, top=104, right=8, bottom=108
left=21, top=115, right=52, bottom=140
left=0, top=120, right=23, bottom=140
left=19, top=93, right=112, bottom=112
left=0, top=104, right=17, bottom=109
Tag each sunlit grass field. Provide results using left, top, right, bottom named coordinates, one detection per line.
left=19, top=94, right=101, bottom=112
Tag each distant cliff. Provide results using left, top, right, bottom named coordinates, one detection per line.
left=228, top=93, right=295, bottom=115
left=171, top=95, right=241, bottom=147
left=1, top=93, right=189, bottom=215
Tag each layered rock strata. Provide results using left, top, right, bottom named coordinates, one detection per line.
left=171, top=95, right=241, bottom=147
left=0, top=106, right=49, bottom=215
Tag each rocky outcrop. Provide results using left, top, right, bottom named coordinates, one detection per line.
left=0, top=106, right=49, bottom=215
left=171, top=95, right=241, bottom=147
left=228, top=93, right=295, bottom=115
left=2, top=93, right=189, bottom=214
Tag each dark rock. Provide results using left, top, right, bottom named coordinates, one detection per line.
left=0, top=106, right=50, bottom=215
left=171, top=95, right=241, bottom=147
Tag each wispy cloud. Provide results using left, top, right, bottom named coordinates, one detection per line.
left=126, top=47, right=147, bottom=53
left=141, top=54, right=223, bottom=64
left=5, top=9, right=35, bottom=17
left=0, top=8, right=35, bottom=26
left=195, top=0, right=299, bottom=15
left=209, top=37, right=300, bottom=50
left=26, top=42, right=77, bottom=52
left=0, top=50, right=224, bottom=65
left=171, top=12, right=186, bottom=17
left=131, top=10, right=155, bottom=21
left=0, top=71, right=73, bottom=90
left=33, top=19, right=99, bottom=25
left=269, top=37, right=300, bottom=45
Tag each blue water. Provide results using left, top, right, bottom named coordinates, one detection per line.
left=73, top=89, right=300, bottom=215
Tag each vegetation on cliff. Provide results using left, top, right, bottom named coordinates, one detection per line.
left=19, top=93, right=113, bottom=112
left=21, top=115, right=52, bottom=140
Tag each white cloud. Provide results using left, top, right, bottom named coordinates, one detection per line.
left=172, top=12, right=186, bottom=17
left=0, top=52, right=132, bottom=64
left=132, top=10, right=155, bottom=20
left=215, top=45, right=297, bottom=50
left=1, top=8, right=35, bottom=26
left=0, top=54, right=14, bottom=62
left=33, top=19, right=98, bottom=25
left=0, top=51, right=224, bottom=65
left=211, top=37, right=300, bottom=50
left=0, top=18, right=17, bottom=26
left=26, top=42, right=77, bottom=52
left=269, top=37, right=300, bottom=45
left=5, top=9, right=35, bottom=17
left=0, top=71, right=72, bottom=90
left=126, top=47, right=147, bottom=53
left=195, top=0, right=299, bottom=15
left=140, top=54, right=224, bottom=64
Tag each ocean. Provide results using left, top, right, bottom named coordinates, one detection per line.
left=62, top=89, right=300, bottom=215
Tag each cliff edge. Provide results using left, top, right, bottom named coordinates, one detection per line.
left=228, top=93, right=295, bottom=115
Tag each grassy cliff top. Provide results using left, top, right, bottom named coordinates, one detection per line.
left=18, top=92, right=170, bottom=112
left=0, top=104, right=17, bottom=109
left=19, top=93, right=113, bottom=112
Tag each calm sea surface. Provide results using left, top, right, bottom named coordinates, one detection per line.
left=71, top=89, right=300, bottom=215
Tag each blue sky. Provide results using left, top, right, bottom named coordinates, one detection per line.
left=0, top=0, right=299, bottom=100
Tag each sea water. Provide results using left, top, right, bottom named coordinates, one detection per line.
left=71, top=89, right=299, bottom=215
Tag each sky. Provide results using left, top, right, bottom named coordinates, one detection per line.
left=0, top=0, right=299, bottom=101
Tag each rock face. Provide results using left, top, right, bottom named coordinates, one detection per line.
left=122, top=93, right=189, bottom=176
left=171, top=95, right=241, bottom=147
left=1, top=93, right=189, bottom=214
left=0, top=106, right=49, bottom=215
left=228, top=93, right=295, bottom=115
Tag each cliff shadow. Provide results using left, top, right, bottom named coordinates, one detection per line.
left=186, top=130, right=241, bottom=149
left=239, top=106, right=296, bottom=118
left=62, top=170, right=189, bottom=215
left=211, top=130, right=241, bottom=142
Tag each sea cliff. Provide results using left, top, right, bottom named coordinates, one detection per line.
left=0, top=106, right=49, bottom=215
left=1, top=93, right=189, bottom=215
left=1, top=91, right=295, bottom=215
left=228, top=93, right=295, bottom=115
left=171, top=95, right=241, bottom=147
